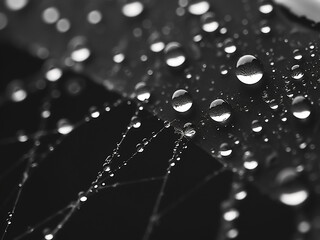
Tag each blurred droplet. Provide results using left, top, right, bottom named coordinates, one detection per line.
left=42, top=7, right=60, bottom=24
left=201, top=12, right=219, bottom=33
left=188, top=0, right=210, bottom=15
left=57, top=119, right=73, bottom=135
left=5, top=0, right=28, bottom=11
left=135, top=82, right=151, bottom=102
left=122, top=1, right=144, bottom=18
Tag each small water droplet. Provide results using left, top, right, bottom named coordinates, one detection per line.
left=5, top=0, right=28, bottom=11
left=259, top=3, right=273, bottom=14
left=201, top=12, right=219, bottom=33
left=171, top=89, right=193, bottom=113
left=131, top=116, right=141, bottom=128
left=69, top=36, right=91, bottom=62
left=209, top=99, right=232, bottom=123
left=291, top=95, right=312, bottom=120
left=164, top=42, right=186, bottom=68
left=293, top=49, right=302, bottom=60
left=7, top=80, right=27, bottom=102
left=223, top=38, right=236, bottom=54
left=291, top=65, right=304, bottom=80
left=45, top=66, right=63, bottom=82
left=122, top=1, right=144, bottom=18
left=219, top=143, right=232, bottom=157
left=251, top=120, right=263, bottom=133
left=57, top=119, right=73, bottom=135
left=277, top=168, right=309, bottom=206
left=42, top=7, right=60, bottom=24
left=135, top=82, right=151, bottom=102
left=188, top=0, right=210, bottom=15
left=136, top=143, right=144, bottom=152
left=183, top=122, right=196, bottom=138
left=236, top=55, right=264, bottom=85
left=223, top=208, right=239, bottom=221
left=87, top=10, right=102, bottom=24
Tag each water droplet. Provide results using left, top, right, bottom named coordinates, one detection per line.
left=42, top=7, right=60, bottom=24
left=223, top=208, right=239, bottom=221
left=223, top=38, right=236, bottom=54
left=87, top=10, right=102, bottom=24
left=131, top=116, right=141, bottom=128
left=243, top=151, right=258, bottom=170
left=293, top=49, right=302, bottom=60
left=136, top=143, right=144, bottom=152
left=44, top=233, right=54, bottom=240
left=219, top=143, right=232, bottom=157
left=259, top=3, right=273, bottom=14
left=57, top=119, right=73, bottom=135
left=7, top=80, right=27, bottom=102
left=90, top=107, right=100, bottom=118
left=5, top=0, right=28, bottom=11
left=236, top=55, right=264, bottom=85
left=113, top=53, right=125, bottom=63
left=188, top=0, right=210, bottom=15
left=183, top=122, right=196, bottom=138
left=69, top=36, right=91, bottom=62
left=277, top=168, right=309, bottom=206
left=209, top=99, right=232, bottom=123
left=122, top=1, right=144, bottom=18
left=291, top=95, right=312, bottom=120
left=164, top=121, right=171, bottom=128
left=45, top=66, right=63, bottom=82
left=56, top=18, right=70, bottom=33
left=78, top=192, right=87, bottom=202
left=17, top=131, right=28, bottom=142
left=201, top=12, right=219, bottom=33
left=135, top=82, right=151, bottom=102
left=291, top=65, right=304, bottom=80
left=251, top=120, right=263, bottom=133
left=164, top=42, right=186, bottom=68
left=235, top=190, right=247, bottom=200
left=171, top=89, right=193, bottom=113
left=259, top=20, right=271, bottom=34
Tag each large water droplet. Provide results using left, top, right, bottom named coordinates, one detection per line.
left=291, top=95, right=312, bottom=120
left=209, top=99, right=232, bottom=123
left=171, top=89, right=193, bottom=113
left=235, top=55, right=264, bottom=85
left=164, top=42, right=186, bottom=68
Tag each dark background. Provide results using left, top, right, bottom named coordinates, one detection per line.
left=0, top=42, right=296, bottom=240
